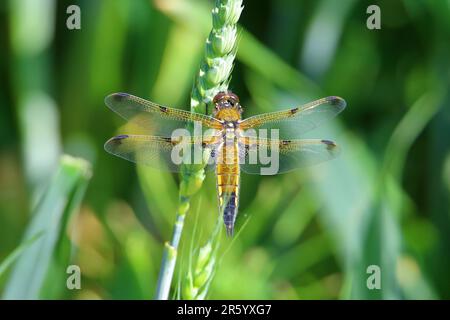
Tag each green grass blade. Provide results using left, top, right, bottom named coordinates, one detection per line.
left=2, top=155, right=92, bottom=299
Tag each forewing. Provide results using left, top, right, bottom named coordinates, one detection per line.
left=105, top=93, right=223, bottom=136
left=239, top=96, right=346, bottom=139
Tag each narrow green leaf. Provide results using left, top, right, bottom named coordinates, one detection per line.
left=2, top=155, right=91, bottom=299
left=0, top=233, right=43, bottom=278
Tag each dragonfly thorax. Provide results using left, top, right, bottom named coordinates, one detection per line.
left=225, top=125, right=237, bottom=140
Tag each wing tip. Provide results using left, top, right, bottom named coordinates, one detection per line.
left=326, top=96, right=347, bottom=110
left=104, top=134, right=129, bottom=151
left=104, top=92, right=131, bottom=107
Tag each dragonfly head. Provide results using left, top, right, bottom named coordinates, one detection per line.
left=212, top=91, right=243, bottom=120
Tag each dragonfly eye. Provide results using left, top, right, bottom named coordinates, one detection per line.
left=229, top=92, right=240, bottom=102
left=213, top=91, right=227, bottom=104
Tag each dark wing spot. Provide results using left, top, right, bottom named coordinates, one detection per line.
left=321, top=139, right=336, bottom=150
left=327, top=96, right=346, bottom=109
left=281, top=140, right=291, bottom=146
left=110, top=135, right=129, bottom=144
left=327, top=96, right=340, bottom=105
left=113, top=93, right=130, bottom=101
left=159, top=106, right=168, bottom=113
left=161, top=137, right=178, bottom=145
left=290, top=107, right=299, bottom=115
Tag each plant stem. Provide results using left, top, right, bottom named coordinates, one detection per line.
left=154, top=198, right=188, bottom=299
left=154, top=0, right=243, bottom=300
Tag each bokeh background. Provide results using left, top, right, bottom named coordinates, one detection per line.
left=1, top=0, right=449, bottom=299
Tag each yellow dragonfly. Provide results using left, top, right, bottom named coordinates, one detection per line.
left=104, top=91, right=346, bottom=236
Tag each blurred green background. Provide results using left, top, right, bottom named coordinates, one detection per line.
left=1, top=0, right=449, bottom=299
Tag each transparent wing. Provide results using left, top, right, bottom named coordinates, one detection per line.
left=105, top=93, right=223, bottom=136
left=239, top=96, right=346, bottom=139
left=104, top=134, right=222, bottom=172
left=239, top=138, right=340, bottom=175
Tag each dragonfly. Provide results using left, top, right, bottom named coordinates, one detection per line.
left=104, top=91, right=346, bottom=236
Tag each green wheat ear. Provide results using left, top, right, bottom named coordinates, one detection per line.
left=182, top=217, right=222, bottom=300
left=155, top=0, right=243, bottom=300
left=183, top=241, right=216, bottom=300
left=191, top=0, right=243, bottom=115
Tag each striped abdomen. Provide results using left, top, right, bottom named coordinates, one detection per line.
left=216, top=141, right=240, bottom=236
